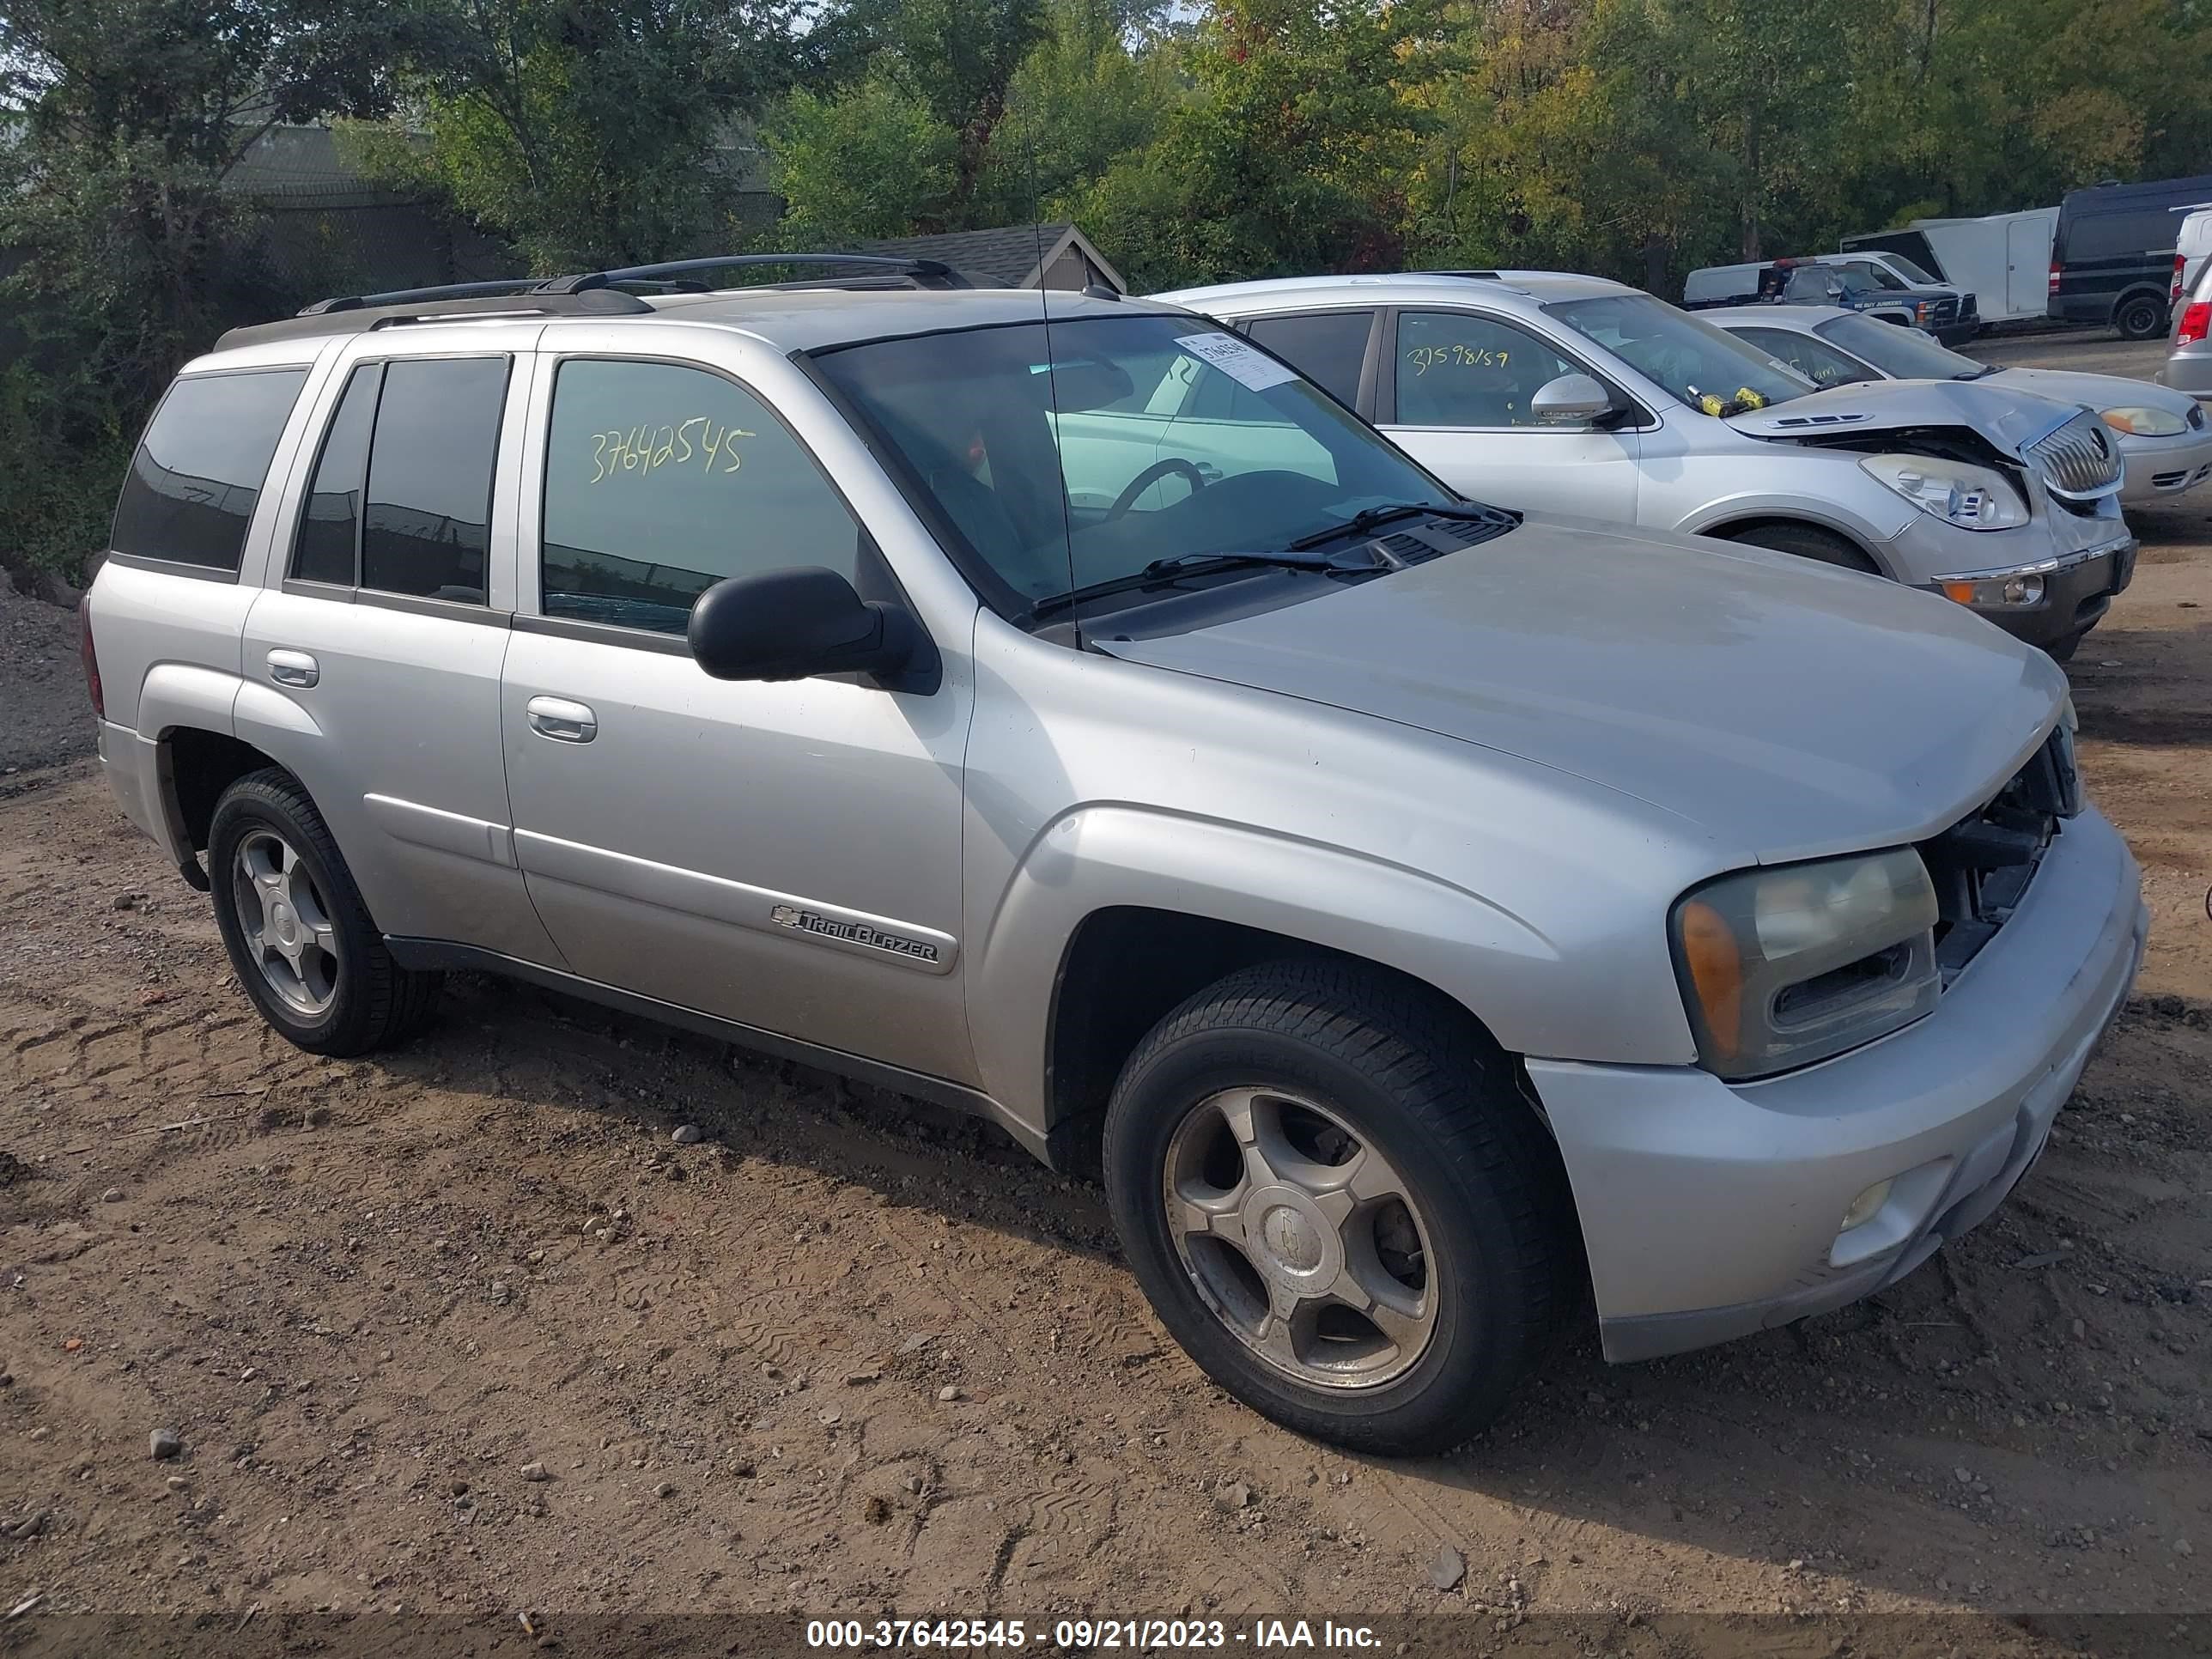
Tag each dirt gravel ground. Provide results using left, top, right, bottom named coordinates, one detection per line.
left=1, top=335, right=2208, bottom=1657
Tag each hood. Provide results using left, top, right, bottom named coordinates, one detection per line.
left=1986, top=365, right=2198, bottom=417
left=1726, top=377, right=2082, bottom=457
left=1098, top=516, right=2066, bottom=866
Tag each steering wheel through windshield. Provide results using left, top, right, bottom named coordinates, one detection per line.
left=1109, top=457, right=1211, bottom=520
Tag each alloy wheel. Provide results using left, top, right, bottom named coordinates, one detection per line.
left=230, top=828, right=340, bottom=1018
left=1162, top=1086, right=1439, bottom=1389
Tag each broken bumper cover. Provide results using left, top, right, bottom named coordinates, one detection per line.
left=1529, top=804, right=2145, bottom=1364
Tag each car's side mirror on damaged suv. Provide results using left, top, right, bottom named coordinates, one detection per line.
left=688, top=567, right=931, bottom=691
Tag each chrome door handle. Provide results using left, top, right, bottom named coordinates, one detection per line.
left=526, top=696, right=597, bottom=744
left=267, top=649, right=319, bottom=688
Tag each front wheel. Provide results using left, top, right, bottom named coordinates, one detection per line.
left=1102, top=961, right=1571, bottom=1455
left=207, top=769, right=441, bottom=1055
left=2115, top=292, right=2169, bottom=342
left=1723, top=521, right=1882, bottom=574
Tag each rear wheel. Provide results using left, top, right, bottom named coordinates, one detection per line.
left=2114, top=291, right=2168, bottom=343
left=207, top=769, right=441, bottom=1055
left=1102, top=960, right=1570, bottom=1455
left=1723, top=521, right=1882, bottom=574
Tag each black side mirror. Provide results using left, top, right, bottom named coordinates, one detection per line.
left=688, top=567, right=928, bottom=690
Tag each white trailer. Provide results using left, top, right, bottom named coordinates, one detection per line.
left=1842, top=208, right=2060, bottom=326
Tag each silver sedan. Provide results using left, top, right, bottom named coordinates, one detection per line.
left=1706, top=304, right=2212, bottom=507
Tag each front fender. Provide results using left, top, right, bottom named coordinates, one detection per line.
left=1673, top=489, right=1911, bottom=572
left=968, top=805, right=1692, bottom=1138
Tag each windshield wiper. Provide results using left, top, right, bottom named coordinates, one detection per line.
left=1953, top=365, right=2001, bottom=380
left=1030, top=546, right=1384, bottom=620
left=1287, top=499, right=1516, bottom=550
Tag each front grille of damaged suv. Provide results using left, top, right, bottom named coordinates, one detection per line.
left=1915, top=725, right=2080, bottom=983
left=2027, top=410, right=2124, bottom=509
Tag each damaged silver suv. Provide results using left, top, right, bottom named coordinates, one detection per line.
left=84, top=258, right=2145, bottom=1453
left=1163, top=272, right=2136, bottom=659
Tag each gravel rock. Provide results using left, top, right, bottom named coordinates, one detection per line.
left=937, top=1385, right=963, bottom=1403
left=520, top=1462, right=550, bottom=1482
left=149, top=1428, right=183, bottom=1461
left=671, top=1124, right=703, bottom=1146
left=100, top=1188, right=124, bottom=1203
left=1430, top=1545, right=1467, bottom=1591
left=653, top=1481, right=676, bottom=1499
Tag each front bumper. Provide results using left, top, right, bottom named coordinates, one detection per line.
left=1529, top=804, right=2145, bottom=1364
left=2118, top=424, right=2212, bottom=503
left=1903, top=534, right=2136, bottom=649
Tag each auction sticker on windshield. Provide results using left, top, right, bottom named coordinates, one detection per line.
left=1176, top=332, right=1299, bottom=392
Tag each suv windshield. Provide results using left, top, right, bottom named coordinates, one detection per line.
left=1814, top=313, right=1988, bottom=379
left=1546, top=293, right=1814, bottom=414
left=812, top=313, right=1461, bottom=617
left=1882, top=254, right=1942, bottom=286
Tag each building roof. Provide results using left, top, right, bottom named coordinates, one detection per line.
left=853, top=224, right=1127, bottom=292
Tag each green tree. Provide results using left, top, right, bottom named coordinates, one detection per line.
left=765, top=67, right=961, bottom=242
left=978, top=0, right=1183, bottom=222
left=347, top=0, right=799, bottom=272
left=806, top=0, right=1048, bottom=208
left=1075, top=0, right=1425, bottom=291
left=0, top=0, right=413, bottom=586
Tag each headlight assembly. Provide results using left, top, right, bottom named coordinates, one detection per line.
left=1670, top=850, right=1942, bottom=1081
left=2100, top=404, right=2187, bottom=437
left=1860, top=453, right=2027, bottom=532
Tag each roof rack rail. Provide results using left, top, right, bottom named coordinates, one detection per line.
left=536, top=252, right=972, bottom=295
left=300, top=277, right=555, bottom=316
left=217, top=288, right=652, bottom=352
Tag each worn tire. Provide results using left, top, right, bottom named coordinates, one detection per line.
left=1724, top=521, right=1882, bottom=574
left=2114, top=291, right=2168, bottom=343
left=207, top=768, right=441, bottom=1056
left=1102, top=960, right=1572, bottom=1455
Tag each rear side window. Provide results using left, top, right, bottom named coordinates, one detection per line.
left=112, top=368, right=308, bottom=571
left=539, top=358, right=861, bottom=635
left=1244, top=312, right=1374, bottom=405
left=2068, top=208, right=2166, bottom=262
left=360, top=356, right=510, bottom=604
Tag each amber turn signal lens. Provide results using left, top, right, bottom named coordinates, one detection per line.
left=1677, top=899, right=1743, bottom=1058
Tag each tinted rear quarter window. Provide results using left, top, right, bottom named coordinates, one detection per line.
left=361, top=356, right=511, bottom=603
left=112, top=368, right=309, bottom=570
left=1244, top=312, right=1374, bottom=405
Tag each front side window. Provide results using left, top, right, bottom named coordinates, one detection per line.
left=1393, top=311, right=1581, bottom=428
left=112, top=368, right=309, bottom=571
left=1840, top=260, right=1905, bottom=292
left=1731, top=327, right=1879, bottom=390
left=360, top=356, right=510, bottom=603
left=539, top=359, right=861, bottom=635
left=1244, top=311, right=1375, bottom=405
left=1547, top=293, right=1814, bottom=415
left=811, top=314, right=1459, bottom=617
